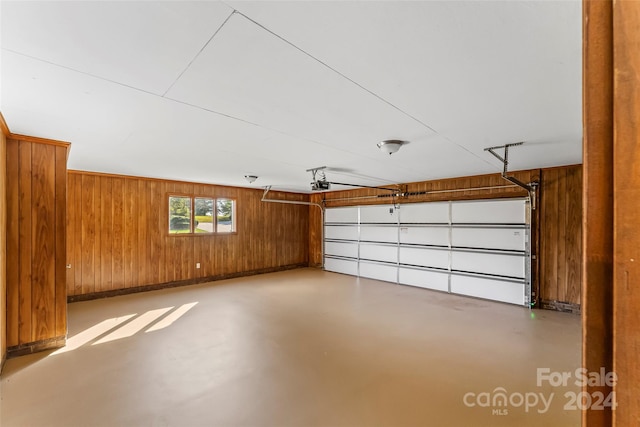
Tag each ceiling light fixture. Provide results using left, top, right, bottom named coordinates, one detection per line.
left=377, top=139, right=407, bottom=155
left=244, top=175, right=258, bottom=183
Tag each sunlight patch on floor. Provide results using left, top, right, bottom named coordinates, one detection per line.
left=93, top=307, right=174, bottom=345
left=146, top=302, right=198, bottom=333
left=49, top=302, right=200, bottom=354
left=51, top=314, right=137, bottom=355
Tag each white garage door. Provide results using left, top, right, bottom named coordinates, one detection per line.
left=324, top=199, right=531, bottom=306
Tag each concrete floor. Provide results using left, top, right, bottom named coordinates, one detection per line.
left=0, top=268, right=581, bottom=426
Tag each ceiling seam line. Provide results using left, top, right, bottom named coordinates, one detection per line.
left=3, top=48, right=166, bottom=98
left=3, top=48, right=271, bottom=128
left=5, top=47, right=423, bottom=170
left=233, top=13, right=440, bottom=133
left=2, top=49, right=359, bottom=156
left=161, top=9, right=236, bottom=97
left=234, top=11, right=498, bottom=169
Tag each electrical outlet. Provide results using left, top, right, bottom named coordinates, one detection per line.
left=196, top=263, right=201, bottom=269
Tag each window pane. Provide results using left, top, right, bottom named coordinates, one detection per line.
left=194, top=197, right=214, bottom=234
left=217, top=199, right=235, bottom=233
left=169, top=196, right=192, bottom=234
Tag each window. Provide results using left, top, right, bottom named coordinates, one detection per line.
left=168, top=195, right=235, bottom=235
left=194, top=197, right=214, bottom=234
left=169, top=196, right=192, bottom=234
left=216, top=199, right=236, bottom=233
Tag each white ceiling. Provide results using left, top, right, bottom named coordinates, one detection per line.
left=0, top=0, right=582, bottom=193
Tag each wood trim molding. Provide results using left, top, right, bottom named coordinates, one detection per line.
left=67, top=263, right=309, bottom=302
left=68, top=169, right=309, bottom=197
left=8, top=133, right=71, bottom=148
left=534, top=163, right=583, bottom=173
left=582, top=1, right=614, bottom=426
left=612, top=0, right=640, bottom=423
left=0, top=112, right=10, bottom=136
left=6, top=336, right=66, bottom=359
left=540, top=300, right=581, bottom=314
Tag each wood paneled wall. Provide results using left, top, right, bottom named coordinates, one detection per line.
left=6, top=136, right=69, bottom=355
left=66, top=171, right=310, bottom=298
left=0, top=114, right=8, bottom=370
left=310, top=166, right=582, bottom=309
left=539, top=165, right=582, bottom=308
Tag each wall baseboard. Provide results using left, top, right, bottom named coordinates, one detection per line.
left=7, top=336, right=67, bottom=359
left=540, top=299, right=581, bottom=314
left=68, top=263, right=309, bottom=303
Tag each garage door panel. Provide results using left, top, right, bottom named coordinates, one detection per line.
left=359, top=262, right=397, bottom=283
left=452, top=227, right=526, bottom=251
left=451, top=275, right=525, bottom=305
left=399, top=226, right=449, bottom=246
left=360, top=226, right=397, bottom=243
left=360, top=244, right=397, bottom=263
left=452, top=199, right=526, bottom=224
left=360, top=205, right=398, bottom=223
left=325, top=207, right=358, bottom=223
left=325, top=225, right=358, bottom=241
left=399, top=247, right=449, bottom=269
left=399, top=202, right=449, bottom=223
left=325, top=241, right=358, bottom=259
left=325, top=258, right=358, bottom=276
left=399, top=268, right=449, bottom=292
left=451, top=251, right=524, bottom=278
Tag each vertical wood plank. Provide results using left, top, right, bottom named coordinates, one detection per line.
left=123, top=179, right=136, bottom=288
left=613, top=0, right=640, bottom=424
left=81, top=174, right=96, bottom=295
left=583, top=1, right=614, bottom=426
left=542, top=169, right=559, bottom=302
left=565, top=167, right=582, bottom=305
left=18, top=141, right=32, bottom=344
left=6, top=139, right=20, bottom=347
left=157, top=181, right=165, bottom=284
left=0, top=132, right=5, bottom=359
left=138, top=180, right=150, bottom=286
left=185, top=184, right=195, bottom=280
left=100, top=177, right=114, bottom=291
left=130, top=179, right=140, bottom=287
left=192, top=231, right=202, bottom=279
left=73, top=174, right=83, bottom=296
left=164, top=182, right=175, bottom=282
left=94, top=177, right=102, bottom=290
left=556, top=168, right=567, bottom=301
left=54, top=146, right=67, bottom=338
left=112, top=178, right=125, bottom=289
left=31, top=143, right=56, bottom=342
left=0, top=132, right=5, bottom=360
left=66, top=171, right=76, bottom=296
left=149, top=181, right=161, bottom=285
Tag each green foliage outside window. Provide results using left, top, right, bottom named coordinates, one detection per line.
left=169, top=196, right=191, bottom=233
left=217, top=199, right=235, bottom=232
